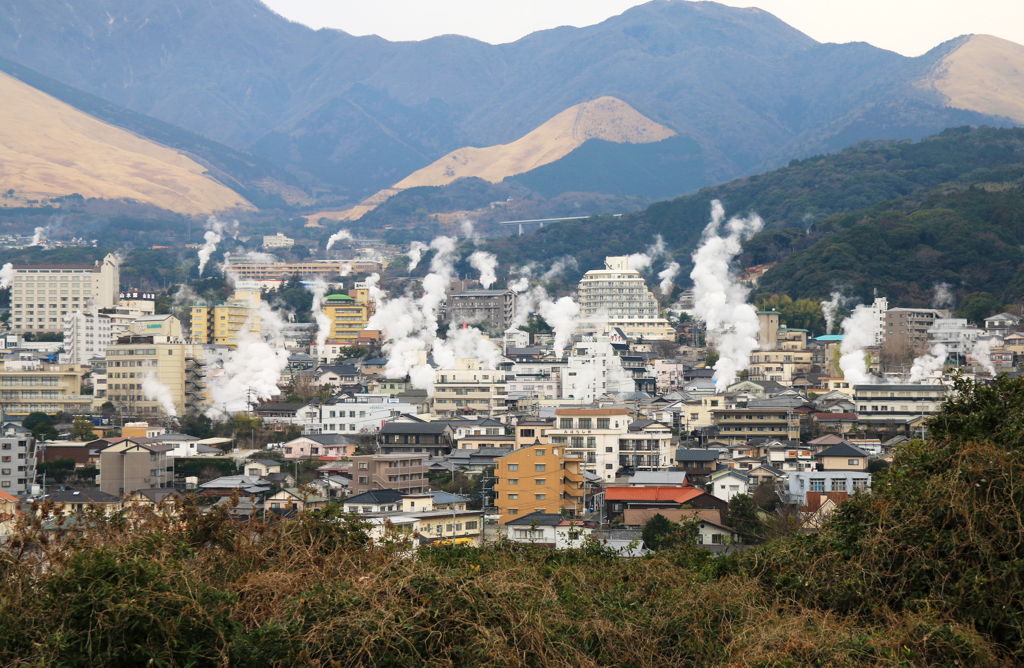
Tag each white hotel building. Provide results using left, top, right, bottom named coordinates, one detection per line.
left=8, top=254, right=120, bottom=334
left=576, top=256, right=674, bottom=341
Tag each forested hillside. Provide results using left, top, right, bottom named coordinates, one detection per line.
left=485, top=126, right=1024, bottom=303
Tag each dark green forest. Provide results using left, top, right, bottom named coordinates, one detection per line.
left=485, top=126, right=1024, bottom=304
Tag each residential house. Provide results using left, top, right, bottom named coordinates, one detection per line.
left=815, top=442, right=870, bottom=471
left=96, top=438, right=174, bottom=497
left=348, top=454, right=427, bottom=496
left=673, top=448, right=723, bottom=484
left=784, top=470, right=870, bottom=506
left=266, top=487, right=328, bottom=512
left=0, top=489, right=25, bottom=536
left=626, top=471, right=688, bottom=487
left=984, top=312, right=1022, bottom=337
left=618, top=419, right=674, bottom=472
left=314, top=364, right=361, bottom=387
left=282, top=434, right=355, bottom=460
left=800, top=492, right=850, bottom=532
left=39, top=488, right=121, bottom=515
left=244, top=459, right=283, bottom=477
left=504, top=513, right=595, bottom=549
left=378, top=421, right=454, bottom=457
left=343, top=489, right=405, bottom=514
left=708, top=468, right=751, bottom=502
left=605, top=486, right=728, bottom=523
left=433, top=358, right=508, bottom=418
left=494, top=441, right=585, bottom=524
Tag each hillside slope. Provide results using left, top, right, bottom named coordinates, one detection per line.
left=484, top=126, right=1024, bottom=300
left=926, top=35, right=1024, bottom=125
left=0, top=71, right=253, bottom=215
left=0, top=0, right=1019, bottom=204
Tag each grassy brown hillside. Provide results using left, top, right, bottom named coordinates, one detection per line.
left=927, top=34, right=1024, bottom=124
left=0, top=71, right=253, bottom=216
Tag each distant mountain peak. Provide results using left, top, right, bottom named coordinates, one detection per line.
left=925, top=34, right=1024, bottom=124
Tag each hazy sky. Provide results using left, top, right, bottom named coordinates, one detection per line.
left=261, top=0, right=1023, bottom=57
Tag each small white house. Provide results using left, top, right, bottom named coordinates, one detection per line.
left=504, top=512, right=595, bottom=549
left=708, top=468, right=750, bottom=502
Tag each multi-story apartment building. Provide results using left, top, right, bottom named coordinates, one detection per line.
left=106, top=293, right=157, bottom=339
left=561, top=334, right=635, bottom=403
left=100, top=316, right=207, bottom=417
left=433, top=358, right=507, bottom=417
left=302, top=394, right=424, bottom=436
left=262, top=233, right=295, bottom=248
left=348, top=454, right=427, bottom=496
left=323, top=292, right=370, bottom=345
left=8, top=254, right=120, bottom=333
left=62, top=310, right=113, bottom=365
left=884, top=307, right=949, bottom=352
left=226, top=260, right=381, bottom=281
left=576, top=256, right=674, bottom=341
left=711, top=407, right=800, bottom=445
left=447, top=290, right=517, bottom=332
left=984, top=312, right=1022, bottom=337
left=927, top=318, right=980, bottom=357
left=747, top=349, right=814, bottom=384
left=97, top=438, right=174, bottom=497
left=494, top=441, right=584, bottom=524
left=853, top=384, right=946, bottom=431
left=548, top=407, right=631, bottom=481
left=617, top=419, right=674, bottom=471
left=0, top=356, right=91, bottom=416
left=0, top=423, right=35, bottom=497
left=190, top=283, right=262, bottom=348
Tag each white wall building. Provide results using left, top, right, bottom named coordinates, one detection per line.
left=928, top=318, right=980, bottom=356
left=549, top=407, right=632, bottom=481
left=302, top=395, right=423, bottom=435
left=9, top=254, right=120, bottom=333
left=434, top=358, right=508, bottom=417
left=561, top=335, right=634, bottom=403
left=62, top=310, right=114, bottom=365
left=262, top=233, right=295, bottom=248
left=868, top=296, right=888, bottom=345
left=576, top=256, right=675, bottom=341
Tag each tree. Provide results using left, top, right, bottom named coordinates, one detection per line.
left=704, top=351, right=719, bottom=368
left=22, top=412, right=52, bottom=432
left=178, top=413, right=214, bottom=439
left=33, top=423, right=59, bottom=441
left=726, top=494, right=762, bottom=544
left=70, top=416, right=98, bottom=442
left=641, top=513, right=688, bottom=551
left=955, top=292, right=1004, bottom=325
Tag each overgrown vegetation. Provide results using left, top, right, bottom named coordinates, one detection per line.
left=2, top=375, right=1022, bottom=666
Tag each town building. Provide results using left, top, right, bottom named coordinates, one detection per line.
left=322, top=292, right=371, bottom=346
left=548, top=407, right=632, bottom=481
left=852, top=384, right=946, bottom=431
left=262, top=233, right=295, bottom=249
left=348, top=454, right=428, bottom=496
left=884, top=307, right=949, bottom=352
left=96, top=437, right=174, bottom=497
left=927, top=318, right=980, bottom=358
left=281, top=434, right=355, bottom=460
left=378, top=421, right=454, bottom=457
left=62, top=309, right=113, bottom=365
left=617, top=419, right=674, bottom=471
left=0, top=356, right=92, bottom=416
left=447, top=289, right=517, bottom=332
left=7, top=254, right=121, bottom=333
left=504, top=513, right=595, bottom=549
left=226, top=260, right=382, bottom=281
left=711, top=407, right=800, bottom=445
left=576, top=256, right=674, bottom=341
left=984, top=312, right=1022, bottom=337
left=303, top=394, right=423, bottom=436
left=0, top=423, right=35, bottom=497
left=99, top=317, right=208, bottom=417
left=190, top=283, right=262, bottom=348
left=494, top=441, right=584, bottom=523
left=561, top=332, right=635, bottom=402
left=433, top=358, right=508, bottom=417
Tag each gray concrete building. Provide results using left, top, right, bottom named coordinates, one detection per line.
left=447, top=290, right=516, bottom=331
left=0, top=423, right=35, bottom=497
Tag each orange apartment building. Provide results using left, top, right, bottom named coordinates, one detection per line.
left=494, top=441, right=584, bottom=524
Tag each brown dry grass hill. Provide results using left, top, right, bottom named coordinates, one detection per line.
left=325, top=96, right=676, bottom=223
left=0, top=71, right=254, bottom=215
left=927, top=34, right=1024, bottom=125
left=395, top=96, right=675, bottom=189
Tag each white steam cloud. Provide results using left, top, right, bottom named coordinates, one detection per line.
left=628, top=235, right=668, bottom=273
left=541, top=256, right=578, bottom=283
left=932, top=282, right=955, bottom=310
left=311, top=279, right=332, bottom=349
left=407, top=241, right=429, bottom=271
left=509, top=263, right=537, bottom=293
left=839, top=304, right=879, bottom=386
left=325, top=229, right=353, bottom=250
left=658, top=262, right=681, bottom=296
left=197, top=216, right=225, bottom=277
left=539, top=296, right=581, bottom=359
left=971, top=338, right=996, bottom=376
left=460, top=219, right=483, bottom=245
left=29, top=227, right=45, bottom=247
left=689, top=200, right=764, bottom=392
left=820, top=291, right=846, bottom=335
left=142, top=372, right=178, bottom=417
left=909, top=343, right=948, bottom=383
left=205, top=302, right=290, bottom=418
left=469, top=251, right=498, bottom=289
left=0, top=263, right=13, bottom=289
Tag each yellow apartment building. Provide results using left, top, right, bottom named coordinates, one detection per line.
left=323, top=293, right=370, bottom=345
left=494, top=441, right=584, bottom=524
left=190, top=284, right=262, bottom=348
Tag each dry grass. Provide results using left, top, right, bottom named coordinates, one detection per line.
left=928, top=34, right=1024, bottom=125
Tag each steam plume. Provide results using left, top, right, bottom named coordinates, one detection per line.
left=197, top=216, right=225, bottom=276
left=931, top=282, right=954, bottom=310
left=539, top=296, right=580, bottom=359
left=407, top=241, right=429, bottom=271
left=909, top=343, right=947, bottom=383
left=0, top=263, right=13, bottom=289
left=689, top=200, right=763, bottom=391
left=325, top=229, right=353, bottom=251
left=460, top=219, right=482, bottom=245
left=658, top=262, right=681, bottom=296
left=541, top=256, right=578, bottom=282
left=142, top=372, right=178, bottom=417
left=311, top=279, right=332, bottom=349
left=820, top=291, right=845, bottom=335
left=469, top=251, right=498, bottom=289
left=839, top=304, right=879, bottom=386
left=29, top=227, right=45, bottom=247
left=971, top=338, right=996, bottom=375
left=509, top=263, right=537, bottom=292
left=628, top=235, right=667, bottom=273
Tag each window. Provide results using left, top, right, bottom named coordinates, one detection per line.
left=358, top=462, right=368, bottom=469
left=577, top=418, right=592, bottom=429
left=605, top=464, right=613, bottom=470
left=535, top=493, right=546, bottom=500
left=508, top=508, right=518, bottom=515
left=507, top=494, right=518, bottom=500
left=559, top=418, right=572, bottom=429
left=535, top=449, right=545, bottom=456
left=508, top=479, right=518, bottom=485
left=597, top=418, right=610, bottom=429
left=832, top=478, right=847, bottom=492
left=535, top=463, right=546, bottom=472
left=711, top=534, right=723, bottom=544
left=810, top=478, right=825, bottom=492
left=605, top=446, right=613, bottom=453
left=848, top=459, right=860, bottom=466
left=535, top=479, right=546, bottom=485
left=358, top=476, right=368, bottom=484
left=465, top=521, right=478, bottom=530
left=852, top=479, right=869, bottom=491
left=507, top=464, right=518, bottom=471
